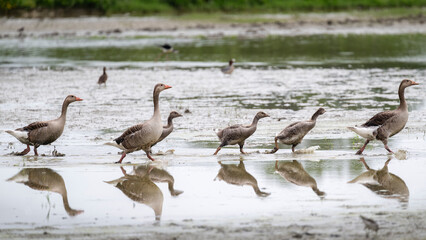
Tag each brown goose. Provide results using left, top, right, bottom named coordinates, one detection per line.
left=270, top=108, right=325, bottom=153
left=214, top=111, right=269, bottom=155
left=275, top=160, right=325, bottom=197
left=214, top=161, right=270, bottom=197
left=6, top=95, right=83, bottom=156
left=105, top=167, right=163, bottom=221
left=153, top=111, right=182, bottom=147
left=7, top=168, right=84, bottom=216
left=133, top=164, right=183, bottom=196
left=221, top=59, right=235, bottom=74
left=348, top=79, right=419, bottom=155
left=97, top=67, right=108, bottom=85
left=348, top=158, right=409, bottom=203
left=106, top=83, right=171, bottom=163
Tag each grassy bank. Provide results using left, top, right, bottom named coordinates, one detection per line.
left=1, top=0, right=426, bottom=16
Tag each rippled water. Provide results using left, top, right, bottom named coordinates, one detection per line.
left=0, top=33, right=426, bottom=238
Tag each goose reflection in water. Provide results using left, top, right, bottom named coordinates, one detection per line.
left=132, top=164, right=183, bottom=196
left=275, top=160, right=326, bottom=198
left=7, top=168, right=84, bottom=216
left=348, top=158, right=409, bottom=203
left=214, top=160, right=270, bottom=197
left=106, top=167, right=164, bottom=221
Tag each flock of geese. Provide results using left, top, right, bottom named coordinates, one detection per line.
left=5, top=75, right=419, bottom=162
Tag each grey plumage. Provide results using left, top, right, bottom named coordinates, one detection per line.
left=98, top=67, right=108, bottom=85
left=221, top=59, right=235, bottom=74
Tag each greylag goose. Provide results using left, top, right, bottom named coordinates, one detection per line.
left=275, top=160, right=325, bottom=197
left=97, top=67, right=108, bottom=85
left=153, top=111, right=182, bottom=146
left=348, top=79, right=419, bottom=155
left=221, top=59, right=235, bottom=74
left=213, top=111, right=269, bottom=155
left=7, top=168, right=84, bottom=216
left=106, top=83, right=171, bottom=163
left=270, top=108, right=325, bottom=153
left=348, top=158, right=409, bottom=203
left=215, top=161, right=270, bottom=197
left=133, top=164, right=183, bottom=196
left=105, top=167, right=163, bottom=221
left=6, top=95, right=83, bottom=156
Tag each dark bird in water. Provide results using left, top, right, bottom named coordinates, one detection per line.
left=221, top=59, right=235, bottom=74
left=360, top=215, right=379, bottom=237
left=97, top=67, right=108, bottom=85
left=348, top=79, right=419, bottom=155
left=157, top=44, right=178, bottom=61
left=214, top=111, right=269, bottom=155
left=269, top=108, right=325, bottom=153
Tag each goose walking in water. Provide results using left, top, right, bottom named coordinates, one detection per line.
left=269, top=108, right=325, bottom=153
left=221, top=59, right=235, bottom=75
left=348, top=79, right=419, bottom=154
left=213, top=111, right=269, bottom=155
left=6, top=95, right=83, bottom=156
left=97, top=67, right=108, bottom=85
left=106, top=83, right=171, bottom=163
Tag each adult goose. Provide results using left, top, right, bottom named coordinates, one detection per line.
left=98, top=67, right=108, bottom=85
left=221, top=59, right=235, bottom=74
left=214, top=111, right=269, bottom=155
left=106, top=83, right=171, bottom=163
left=153, top=111, right=182, bottom=147
left=348, top=79, right=419, bottom=154
left=269, top=108, right=325, bottom=153
left=6, top=95, right=83, bottom=156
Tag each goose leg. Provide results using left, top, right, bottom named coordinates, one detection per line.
left=214, top=142, right=226, bottom=155
left=382, top=139, right=393, bottom=153
left=16, top=145, right=30, bottom=156
left=291, top=145, right=297, bottom=153
left=359, top=157, right=370, bottom=170
left=146, top=152, right=155, bottom=161
left=239, top=142, right=247, bottom=154
left=34, top=146, right=39, bottom=156
left=356, top=140, right=370, bottom=155
left=269, top=137, right=279, bottom=154
left=115, top=152, right=127, bottom=164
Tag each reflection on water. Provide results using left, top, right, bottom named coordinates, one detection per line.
left=214, top=160, right=270, bottom=197
left=105, top=167, right=164, bottom=221
left=132, top=164, right=183, bottom=196
left=275, top=160, right=326, bottom=198
left=7, top=168, right=84, bottom=217
left=348, top=158, right=409, bottom=205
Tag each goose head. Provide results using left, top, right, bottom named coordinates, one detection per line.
left=255, top=111, right=270, bottom=119
left=169, top=111, right=183, bottom=119
left=400, top=79, right=419, bottom=89
left=65, top=95, right=83, bottom=103
left=154, top=83, right=172, bottom=95
left=316, top=108, right=326, bottom=115
left=229, top=58, right=235, bottom=65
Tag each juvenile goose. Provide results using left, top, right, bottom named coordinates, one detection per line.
left=8, top=168, right=84, bottom=216
left=275, top=160, right=325, bottom=197
left=348, top=79, right=419, bottom=155
left=106, top=83, right=171, bottom=163
left=97, top=67, right=108, bottom=85
left=221, top=59, right=235, bottom=74
left=213, top=111, right=269, bottom=155
left=6, top=95, right=83, bottom=156
left=153, top=111, right=182, bottom=146
left=270, top=108, right=325, bottom=153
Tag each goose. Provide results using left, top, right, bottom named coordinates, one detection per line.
left=106, top=83, right=171, bottom=163
left=348, top=158, right=409, bottom=203
left=153, top=111, right=182, bottom=146
left=7, top=168, right=84, bottom=216
left=6, top=95, right=83, bottom=156
left=97, top=67, right=108, bottom=85
left=133, top=164, right=183, bottom=196
left=221, top=59, right=235, bottom=74
left=214, top=161, right=270, bottom=197
left=275, top=160, right=325, bottom=197
left=348, top=79, right=419, bottom=154
left=105, top=167, right=163, bottom=221
left=213, top=111, right=269, bottom=155
left=270, top=108, right=325, bottom=153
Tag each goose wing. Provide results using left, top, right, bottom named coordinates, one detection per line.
left=114, top=123, right=145, bottom=145
left=362, top=110, right=397, bottom=127
left=20, top=121, right=49, bottom=132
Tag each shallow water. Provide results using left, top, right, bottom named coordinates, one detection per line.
left=0, top=32, right=426, bottom=237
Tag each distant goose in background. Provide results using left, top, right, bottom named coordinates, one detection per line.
left=269, top=108, right=325, bottom=153
left=105, top=83, right=171, bottom=163
left=7, top=168, right=84, bottom=216
left=133, top=164, right=183, bottom=196
left=106, top=167, right=163, bottom=221
left=6, top=95, right=83, bottom=156
left=221, top=59, right=235, bottom=74
left=348, top=79, right=419, bottom=155
left=275, top=160, right=325, bottom=197
left=152, top=111, right=182, bottom=148
left=97, top=67, right=108, bottom=85
left=214, top=111, right=269, bottom=155
left=215, top=161, right=270, bottom=197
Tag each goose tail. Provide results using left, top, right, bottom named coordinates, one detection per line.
left=104, top=141, right=126, bottom=150
left=347, top=126, right=378, bottom=140
left=6, top=130, right=31, bottom=145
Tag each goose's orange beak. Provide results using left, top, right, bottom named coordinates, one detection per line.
left=411, top=81, right=419, bottom=85
left=164, top=85, right=172, bottom=89
left=76, top=97, right=83, bottom=101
